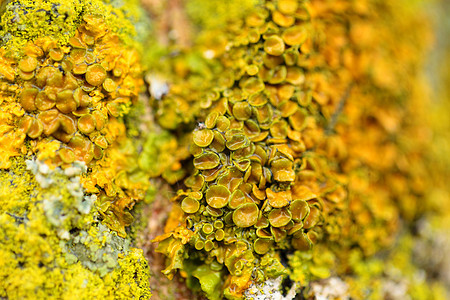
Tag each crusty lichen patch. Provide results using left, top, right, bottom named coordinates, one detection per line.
left=0, top=0, right=155, bottom=297
left=0, top=158, right=151, bottom=299
left=0, top=0, right=143, bottom=58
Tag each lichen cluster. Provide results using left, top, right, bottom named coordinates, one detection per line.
left=0, top=158, right=151, bottom=299
left=152, top=0, right=448, bottom=299
left=0, top=0, right=153, bottom=237
left=1, top=13, right=139, bottom=167
left=0, top=0, right=142, bottom=54
left=0, top=0, right=153, bottom=299
left=1, top=0, right=449, bottom=299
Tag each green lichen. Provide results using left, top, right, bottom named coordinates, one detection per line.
left=138, top=130, right=189, bottom=184
left=288, top=245, right=335, bottom=285
left=61, top=223, right=131, bottom=276
left=184, top=261, right=225, bottom=300
left=24, top=158, right=94, bottom=238
left=139, top=131, right=178, bottom=178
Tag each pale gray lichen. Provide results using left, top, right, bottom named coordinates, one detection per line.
left=23, top=158, right=134, bottom=276
left=244, top=277, right=297, bottom=300
left=310, top=277, right=349, bottom=300
left=79, top=194, right=97, bottom=215
left=26, top=159, right=94, bottom=217
left=26, top=159, right=54, bottom=188
left=24, top=159, right=95, bottom=240
left=413, top=219, right=450, bottom=291
left=61, top=223, right=132, bottom=276
left=0, top=158, right=152, bottom=299
left=381, top=279, right=409, bottom=300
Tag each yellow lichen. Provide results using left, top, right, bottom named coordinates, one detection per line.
left=0, top=158, right=151, bottom=299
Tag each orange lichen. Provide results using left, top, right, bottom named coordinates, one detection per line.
left=151, top=0, right=439, bottom=298
left=0, top=10, right=149, bottom=235
left=0, top=16, right=142, bottom=165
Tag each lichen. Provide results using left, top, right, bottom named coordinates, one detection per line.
left=186, top=0, right=260, bottom=30
left=0, top=0, right=144, bottom=58
left=0, top=0, right=155, bottom=237
left=288, top=245, right=335, bottom=285
left=0, top=0, right=154, bottom=298
left=0, top=0, right=84, bottom=53
left=244, top=277, right=297, bottom=300
left=1, top=0, right=449, bottom=299
left=150, top=0, right=449, bottom=299
left=0, top=158, right=151, bottom=299
left=342, top=234, right=448, bottom=300
left=138, top=130, right=189, bottom=184
left=61, top=223, right=131, bottom=276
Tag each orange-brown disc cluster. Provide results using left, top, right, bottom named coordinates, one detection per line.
left=0, top=14, right=147, bottom=236
left=155, top=0, right=433, bottom=298
left=1, top=14, right=142, bottom=167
